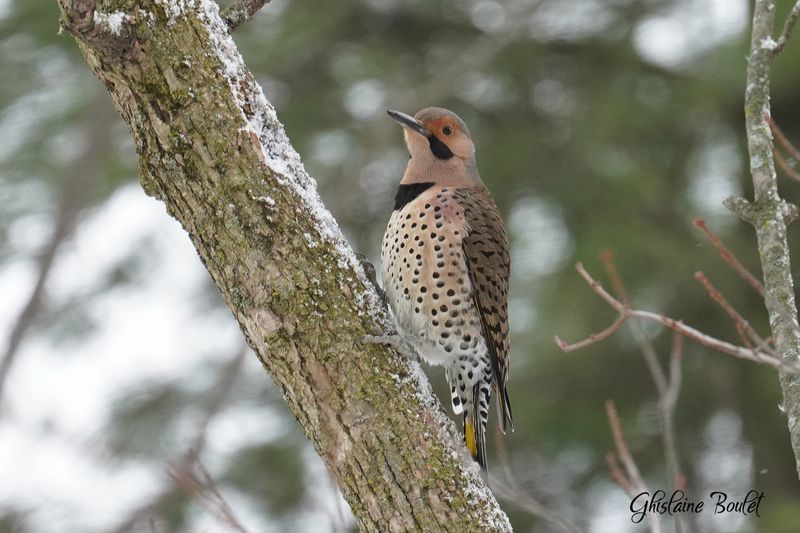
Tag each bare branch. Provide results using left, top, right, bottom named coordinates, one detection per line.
left=770, top=117, right=800, bottom=182
left=775, top=148, right=800, bottom=182
left=661, top=333, right=686, bottom=492
left=599, top=249, right=631, bottom=306
left=222, top=0, right=271, bottom=32
left=693, top=271, right=770, bottom=351
left=598, top=252, right=686, bottom=495
left=770, top=1, right=800, bottom=56
left=605, top=452, right=634, bottom=495
left=553, top=312, right=628, bottom=352
left=555, top=263, right=800, bottom=374
left=605, top=401, right=644, bottom=491
left=599, top=251, right=669, bottom=396
left=605, top=401, right=662, bottom=533
left=745, top=0, right=800, bottom=477
left=695, top=218, right=800, bottom=346
left=630, top=309, right=797, bottom=372
left=692, top=218, right=765, bottom=297
left=168, top=453, right=250, bottom=533
left=665, top=334, right=683, bottom=413
left=769, top=117, right=800, bottom=162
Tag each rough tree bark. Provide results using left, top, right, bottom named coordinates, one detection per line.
left=56, top=0, right=511, bottom=530
left=726, top=0, right=800, bottom=477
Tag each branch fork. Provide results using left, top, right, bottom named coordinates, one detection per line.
left=59, top=0, right=133, bottom=56
left=554, top=260, right=800, bottom=374
left=221, top=0, right=272, bottom=32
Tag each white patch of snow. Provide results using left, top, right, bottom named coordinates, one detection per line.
left=750, top=153, right=764, bottom=171
left=303, top=232, right=318, bottom=248
left=93, top=10, right=129, bottom=36
left=760, top=36, right=778, bottom=51
left=154, top=0, right=189, bottom=26
left=253, top=194, right=275, bottom=207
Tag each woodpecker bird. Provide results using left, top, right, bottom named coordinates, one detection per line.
left=380, top=107, right=512, bottom=470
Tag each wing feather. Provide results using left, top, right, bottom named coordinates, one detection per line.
left=456, top=185, right=513, bottom=432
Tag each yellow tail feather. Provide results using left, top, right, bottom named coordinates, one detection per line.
left=464, top=418, right=477, bottom=459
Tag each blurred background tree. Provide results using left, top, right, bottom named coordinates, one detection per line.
left=1, top=0, right=800, bottom=531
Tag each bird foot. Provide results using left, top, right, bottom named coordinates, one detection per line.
left=355, top=252, right=388, bottom=308
left=360, top=334, right=419, bottom=361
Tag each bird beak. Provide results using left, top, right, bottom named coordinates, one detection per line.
left=387, top=109, right=430, bottom=136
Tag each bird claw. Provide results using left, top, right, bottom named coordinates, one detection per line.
left=355, top=252, right=388, bottom=308
left=360, top=334, right=419, bottom=361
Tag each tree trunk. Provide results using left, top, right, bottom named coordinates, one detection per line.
left=56, top=0, right=511, bottom=530
left=729, top=0, right=800, bottom=478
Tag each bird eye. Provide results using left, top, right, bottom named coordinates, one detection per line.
left=442, top=125, right=453, bottom=136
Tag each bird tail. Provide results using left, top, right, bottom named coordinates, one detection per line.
left=463, top=383, right=489, bottom=470
left=494, top=382, right=514, bottom=434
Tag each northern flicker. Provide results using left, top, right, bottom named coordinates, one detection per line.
left=378, top=107, right=512, bottom=470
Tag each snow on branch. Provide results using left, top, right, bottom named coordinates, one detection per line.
left=769, top=1, right=800, bottom=56
left=195, top=0, right=385, bottom=320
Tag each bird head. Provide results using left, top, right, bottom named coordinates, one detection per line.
left=387, top=107, right=480, bottom=185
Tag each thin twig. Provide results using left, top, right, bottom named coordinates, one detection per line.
left=605, top=452, right=633, bottom=495
left=693, top=271, right=770, bottom=352
left=692, top=218, right=766, bottom=297
left=775, top=149, right=800, bottom=181
left=168, top=453, right=248, bottom=533
left=694, top=218, right=800, bottom=340
left=599, top=251, right=668, bottom=395
left=553, top=313, right=628, bottom=352
left=770, top=1, right=800, bottom=56
left=605, top=401, right=662, bottom=533
left=769, top=117, right=800, bottom=162
left=599, top=249, right=631, bottom=307
left=770, top=117, right=800, bottom=181
left=599, top=252, right=687, bottom=499
left=661, top=333, right=686, bottom=492
left=194, top=456, right=251, bottom=533
left=221, top=0, right=271, bottom=32
left=605, top=401, right=645, bottom=490
left=554, top=263, right=800, bottom=374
